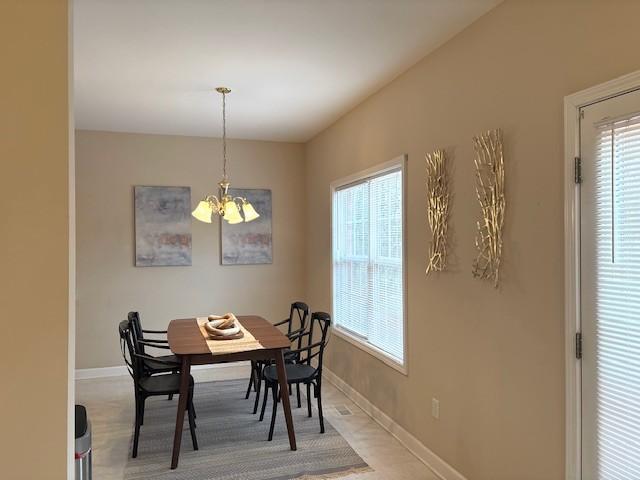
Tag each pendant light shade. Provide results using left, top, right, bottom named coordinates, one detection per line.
left=223, top=200, right=243, bottom=224
left=191, top=87, right=259, bottom=224
left=242, top=201, right=260, bottom=222
left=192, top=200, right=213, bottom=223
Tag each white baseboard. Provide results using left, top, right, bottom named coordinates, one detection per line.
left=75, top=365, right=127, bottom=379
left=323, top=368, right=467, bottom=480
left=75, top=361, right=250, bottom=380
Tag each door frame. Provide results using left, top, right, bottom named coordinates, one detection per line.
left=564, top=69, right=640, bottom=480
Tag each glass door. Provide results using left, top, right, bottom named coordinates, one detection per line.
left=580, top=88, right=640, bottom=479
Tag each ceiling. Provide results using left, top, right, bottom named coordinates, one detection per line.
left=74, top=0, right=499, bottom=142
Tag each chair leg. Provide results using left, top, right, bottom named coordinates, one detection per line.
left=170, top=372, right=178, bottom=400
left=245, top=361, right=255, bottom=399
left=188, top=388, right=197, bottom=425
left=254, top=363, right=261, bottom=391
left=268, top=384, right=278, bottom=441
left=187, top=398, right=199, bottom=451
left=316, top=383, right=325, bottom=434
left=296, top=383, right=301, bottom=408
left=253, top=371, right=262, bottom=414
left=259, top=380, right=270, bottom=421
left=306, top=383, right=312, bottom=418
left=139, top=397, right=146, bottom=426
left=132, top=395, right=141, bottom=458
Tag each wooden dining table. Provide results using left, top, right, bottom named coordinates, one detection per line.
left=167, top=315, right=297, bottom=469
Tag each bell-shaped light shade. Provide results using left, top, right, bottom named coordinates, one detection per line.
left=223, top=200, right=243, bottom=224
left=192, top=200, right=213, bottom=223
left=242, top=202, right=260, bottom=222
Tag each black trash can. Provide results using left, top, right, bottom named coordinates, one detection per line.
left=75, top=405, right=92, bottom=480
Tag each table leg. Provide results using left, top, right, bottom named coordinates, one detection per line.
left=274, top=349, right=297, bottom=450
left=171, top=355, right=191, bottom=469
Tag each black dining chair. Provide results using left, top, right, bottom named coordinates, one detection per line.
left=246, top=301, right=309, bottom=413
left=129, top=311, right=181, bottom=401
left=119, top=319, right=198, bottom=458
left=128, top=312, right=180, bottom=375
left=260, top=311, right=331, bottom=440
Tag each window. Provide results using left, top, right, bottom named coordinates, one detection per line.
left=331, top=157, right=405, bottom=371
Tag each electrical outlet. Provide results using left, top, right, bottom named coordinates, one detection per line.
left=431, top=398, right=440, bottom=419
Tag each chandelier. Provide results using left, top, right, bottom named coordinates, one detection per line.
left=192, top=87, right=259, bottom=224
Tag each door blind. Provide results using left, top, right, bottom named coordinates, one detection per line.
left=332, top=169, right=404, bottom=363
left=593, top=112, right=640, bottom=479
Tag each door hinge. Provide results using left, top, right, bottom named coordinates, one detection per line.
left=574, top=157, right=582, bottom=184
left=575, top=332, right=582, bottom=359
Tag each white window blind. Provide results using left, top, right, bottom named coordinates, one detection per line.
left=594, top=112, right=640, bottom=479
left=332, top=168, right=404, bottom=364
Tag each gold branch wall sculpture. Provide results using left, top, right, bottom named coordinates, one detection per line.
left=425, top=149, right=450, bottom=274
left=472, top=129, right=505, bottom=287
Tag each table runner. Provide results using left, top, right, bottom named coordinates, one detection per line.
left=196, top=317, right=264, bottom=355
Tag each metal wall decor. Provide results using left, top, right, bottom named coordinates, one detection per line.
left=425, top=149, right=450, bottom=274
left=472, top=129, right=505, bottom=287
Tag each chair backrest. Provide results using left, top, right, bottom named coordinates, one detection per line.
left=305, top=311, right=331, bottom=371
left=128, top=311, right=144, bottom=353
left=118, top=319, right=143, bottom=384
left=288, top=301, right=309, bottom=336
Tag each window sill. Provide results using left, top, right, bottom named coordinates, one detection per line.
left=332, top=327, right=408, bottom=376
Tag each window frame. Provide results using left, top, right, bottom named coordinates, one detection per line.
left=330, top=155, right=408, bottom=375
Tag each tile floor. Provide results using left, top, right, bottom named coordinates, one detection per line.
left=76, top=367, right=439, bottom=480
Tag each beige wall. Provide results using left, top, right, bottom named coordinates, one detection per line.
left=75, top=130, right=305, bottom=369
left=0, top=1, right=71, bottom=478
left=304, top=1, right=640, bottom=479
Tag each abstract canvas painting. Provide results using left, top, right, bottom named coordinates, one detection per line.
left=134, top=186, right=192, bottom=266
left=221, top=188, right=272, bottom=265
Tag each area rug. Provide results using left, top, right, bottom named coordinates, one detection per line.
left=123, top=379, right=371, bottom=480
